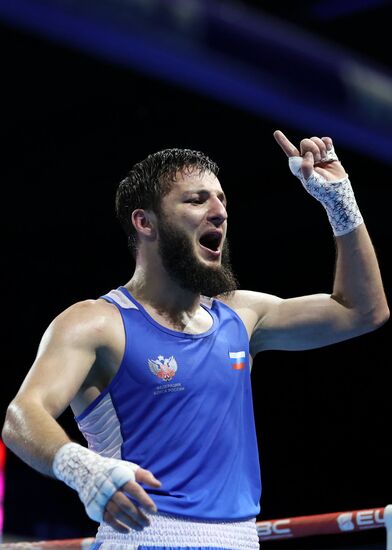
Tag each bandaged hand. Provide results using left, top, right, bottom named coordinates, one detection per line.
left=53, top=442, right=160, bottom=530
left=274, top=130, right=364, bottom=236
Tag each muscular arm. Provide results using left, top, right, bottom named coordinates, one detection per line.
left=2, top=299, right=160, bottom=531
left=332, top=223, right=387, bottom=326
left=226, top=132, right=389, bottom=354
left=248, top=224, right=387, bottom=353
left=2, top=300, right=103, bottom=476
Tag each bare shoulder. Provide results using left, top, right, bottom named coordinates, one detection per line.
left=43, top=297, right=121, bottom=350
left=217, top=289, right=282, bottom=313
left=216, top=290, right=282, bottom=337
left=10, top=298, right=124, bottom=417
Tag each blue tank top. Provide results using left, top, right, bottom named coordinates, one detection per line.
left=76, top=287, right=261, bottom=520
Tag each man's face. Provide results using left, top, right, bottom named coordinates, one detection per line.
left=156, top=169, right=238, bottom=297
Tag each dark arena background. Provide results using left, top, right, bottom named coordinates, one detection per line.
left=1, top=1, right=391, bottom=548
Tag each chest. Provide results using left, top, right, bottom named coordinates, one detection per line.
left=122, top=319, right=250, bottom=396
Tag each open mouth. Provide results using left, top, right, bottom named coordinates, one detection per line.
left=199, top=231, right=222, bottom=253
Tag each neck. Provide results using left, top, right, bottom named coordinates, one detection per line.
left=125, top=265, right=202, bottom=325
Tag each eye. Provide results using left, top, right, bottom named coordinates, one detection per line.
left=186, top=198, right=203, bottom=205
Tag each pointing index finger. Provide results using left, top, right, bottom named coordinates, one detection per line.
left=273, top=130, right=300, bottom=158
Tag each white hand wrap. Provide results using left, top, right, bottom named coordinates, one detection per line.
left=288, top=147, right=364, bottom=236
left=52, top=442, right=139, bottom=523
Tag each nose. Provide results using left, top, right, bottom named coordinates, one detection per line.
left=207, top=196, right=228, bottom=227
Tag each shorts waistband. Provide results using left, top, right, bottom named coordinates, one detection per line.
left=95, top=511, right=259, bottom=550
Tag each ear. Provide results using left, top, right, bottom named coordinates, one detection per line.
left=131, top=209, right=157, bottom=239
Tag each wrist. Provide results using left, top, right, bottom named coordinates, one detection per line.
left=52, top=442, right=92, bottom=488
left=311, top=176, right=364, bottom=236
left=53, top=442, right=139, bottom=522
left=288, top=156, right=364, bottom=236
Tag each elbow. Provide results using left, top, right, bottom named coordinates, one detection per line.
left=2, top=400, right=24, bottom=451
left=358, top=303, right=390, bottom=333
left=374, top=304, right=390, bottom=328
left=1, top=403, right=16, bottom=448
left=2, top=406, right=14, bottom=449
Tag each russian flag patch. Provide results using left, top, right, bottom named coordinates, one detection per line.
left=229, top=351, right=246, bottom=370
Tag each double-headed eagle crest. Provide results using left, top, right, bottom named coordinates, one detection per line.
left=148, top=355, right=178, bottom=382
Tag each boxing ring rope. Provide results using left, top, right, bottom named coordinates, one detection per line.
left=1, top=505, right=392, bottom=549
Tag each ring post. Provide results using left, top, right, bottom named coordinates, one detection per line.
left=384, top=504, right=392, bottom=550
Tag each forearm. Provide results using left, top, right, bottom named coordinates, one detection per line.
left=2, top=398, right=71, bottom=477
left=285, top=137, right=388, bottom=326
left=332, top=224, right=389, bottom=326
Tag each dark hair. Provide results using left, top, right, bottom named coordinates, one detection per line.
left=116, top=148, right=219, bottom=256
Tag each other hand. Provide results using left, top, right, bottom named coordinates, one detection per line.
left=273, top=130, right=347, bottom=181
left=103, top=467, right=161, bottom=533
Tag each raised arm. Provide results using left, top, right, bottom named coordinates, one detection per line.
left=1, top=300, right=160, bottom=532
left=236, top=131, right=389, bottom=354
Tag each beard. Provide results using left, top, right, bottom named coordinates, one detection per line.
left=157, top=213, right=238, bottom=297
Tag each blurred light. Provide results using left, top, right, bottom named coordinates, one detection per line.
left=0, top=0, right=392, bottom=163
left=312, top=0, right=390, bottom=20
